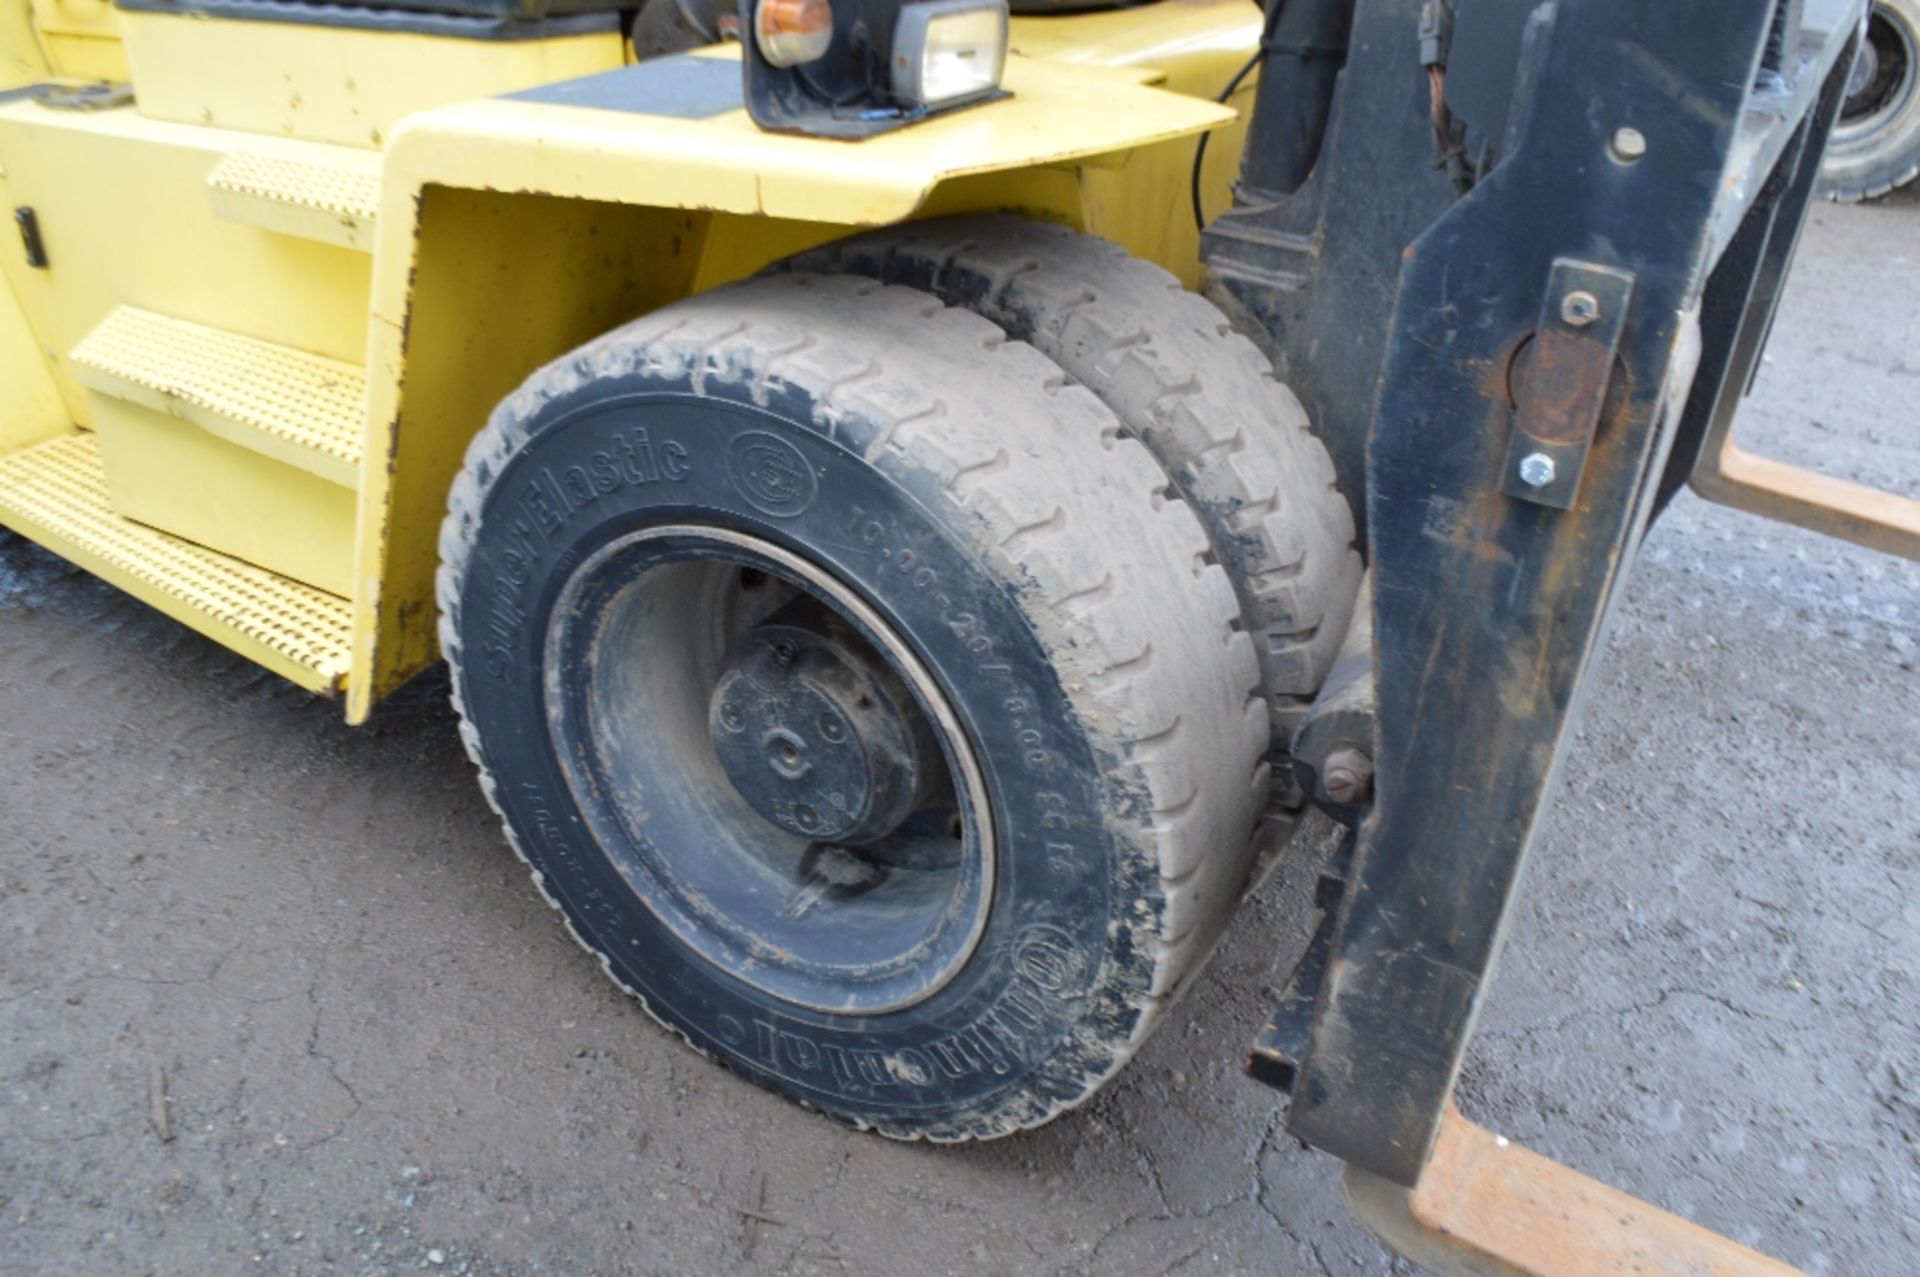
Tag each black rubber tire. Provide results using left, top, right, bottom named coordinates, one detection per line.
left=1819, top=0, right=1920, bottom=202
left=775, top=217, right=1362, bottom=786
left=437, top=274, right=1266, bottom=1139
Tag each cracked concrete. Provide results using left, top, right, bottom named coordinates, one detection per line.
left=3, top=192, right=1917, bottom=1275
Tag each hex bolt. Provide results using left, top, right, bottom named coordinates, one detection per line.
left=1320, top=746, right=1374, bottom=805
left=1609, top=126, right=1648, bottom=163
left=1518, top=452, right=1557, bottom=488
left=1560, top=290, right=1601, bottom=327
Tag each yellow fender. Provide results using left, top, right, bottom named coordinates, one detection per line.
left=348, top=40, right=1244, bottom=719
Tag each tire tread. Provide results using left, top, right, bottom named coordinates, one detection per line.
left=775, top=217, right=1362, bottom=773
left=436, top=274, right=1266, bottom=1139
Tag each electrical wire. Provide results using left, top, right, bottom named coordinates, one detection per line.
left=1190, top=48, right=1266, bottom=234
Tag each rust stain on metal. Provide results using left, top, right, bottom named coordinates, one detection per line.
left=1513, top=326, right=1612, bottom=446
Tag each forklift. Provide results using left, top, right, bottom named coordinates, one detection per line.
left=3, top=0, right=1910, bottom=1269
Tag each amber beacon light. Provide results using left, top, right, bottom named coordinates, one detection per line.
left=754, top=0, right=834, bottom=68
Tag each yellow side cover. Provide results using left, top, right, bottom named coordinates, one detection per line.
left=0, top=0, right=1262, bottom=720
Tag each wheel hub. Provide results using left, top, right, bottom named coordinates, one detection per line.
left=1839, top=10, right=1916, bottom=132
left=545, top=524, right=993, bottom=1016
left=1847, top=38, right=1882, bottom=105
left=709, top=599, right=937, bottom=846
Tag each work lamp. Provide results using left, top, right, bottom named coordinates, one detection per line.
left=892, top=0, right=1010, bottom=109
left=742, top=0, right=1012, bottom=137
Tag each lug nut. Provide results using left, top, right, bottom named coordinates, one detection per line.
left=1518, top=452, right=1557, bottom=488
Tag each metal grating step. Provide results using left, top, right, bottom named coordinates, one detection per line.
left=0, top=433, right=352, bottom=694
left=207, top=148, right=382, bottom=252
left=71, top=307, right=366, bottom=488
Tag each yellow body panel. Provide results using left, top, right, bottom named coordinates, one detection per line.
left=0, top=271, right=63, bottom=453
left=1, top=0, right=51, bottom=86
left=0, top=0, right=1267, bottom=716
left=1009, top=2, right=1262, bottom=268
left=376, top=48, right=1233, bottom=226
left=29, top=0, right=125, bottom=80
left=119, top=10, right=625, bottom=148
left=0, top=104, right=374, bottom=416
left=90, top=394, right=357, bottom=594
left=348, top=46, right=1239, bottom=717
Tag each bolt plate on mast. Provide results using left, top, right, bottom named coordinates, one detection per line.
left=1501, top=258, right=1635, bottom=510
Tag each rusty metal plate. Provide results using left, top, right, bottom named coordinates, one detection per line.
left=1501, top=259, right=1636, bottom=510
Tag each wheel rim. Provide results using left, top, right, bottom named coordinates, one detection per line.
left=543, top=524, right=995, bottom=1017
left=1835, top=7, right=1917, bottom=150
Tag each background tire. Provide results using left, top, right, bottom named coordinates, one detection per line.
left=1819, top=0, right=1920, bottom=202
left=437, top=274, right=1266, bottom=1139
left=775, top=217, right=1363, bottom=797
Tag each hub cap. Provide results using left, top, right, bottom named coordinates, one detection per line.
left=1836, top=9, right=1916, bottom=144
left=708, top=598, right=940, bottom=846
left=544, top=526, right=993, bottom=1016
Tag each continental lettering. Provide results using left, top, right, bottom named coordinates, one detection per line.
left=739, top=927, right=1082, bottom=1090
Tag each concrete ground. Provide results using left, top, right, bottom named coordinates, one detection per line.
left=3, top=189, right=1916, bottom=1277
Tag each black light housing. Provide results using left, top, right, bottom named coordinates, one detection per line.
left=740, top=0, right=1010, bottom=138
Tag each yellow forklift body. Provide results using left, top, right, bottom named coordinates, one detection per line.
left=118, top=8, right=626, bottom=148
left=2, top=0, right=49, bottom=85
left=0, top=273, right=61, bottom=449
left=28, top=0, right=126, bottom=81
left=352, top=46, right=1239, bottom=717
left=0, top=0, right=1257, bottom=716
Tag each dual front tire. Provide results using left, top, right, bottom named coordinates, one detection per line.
left=438, top=232, right=1356, bottom=1137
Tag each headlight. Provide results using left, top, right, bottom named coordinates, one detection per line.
left=755, top=0, right=834, bottom=69
left=891, top=0, right=1009, bottom=110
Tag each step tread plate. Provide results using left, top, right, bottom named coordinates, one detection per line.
left=207, top=149, right=382, bottom=251
left=72, top=307, right=366, bottom=483
left=209, top=149, right=382, bottom=223
left=0, top=433, right=352, bottom=694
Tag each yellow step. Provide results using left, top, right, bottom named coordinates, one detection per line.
left=0, top=433, right=352, bottom=694
left=207, top=148, right=382, bottom=253
left=71, top=307, right=366, bottom=488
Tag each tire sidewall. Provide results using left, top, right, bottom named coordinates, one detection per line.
left=453, top=369, right=1158, bottom=1135
left=1822, top=0, right=1920, bottom=197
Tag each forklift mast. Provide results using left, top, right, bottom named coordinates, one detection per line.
left=1208, top=0, right=1897, bottom=1211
